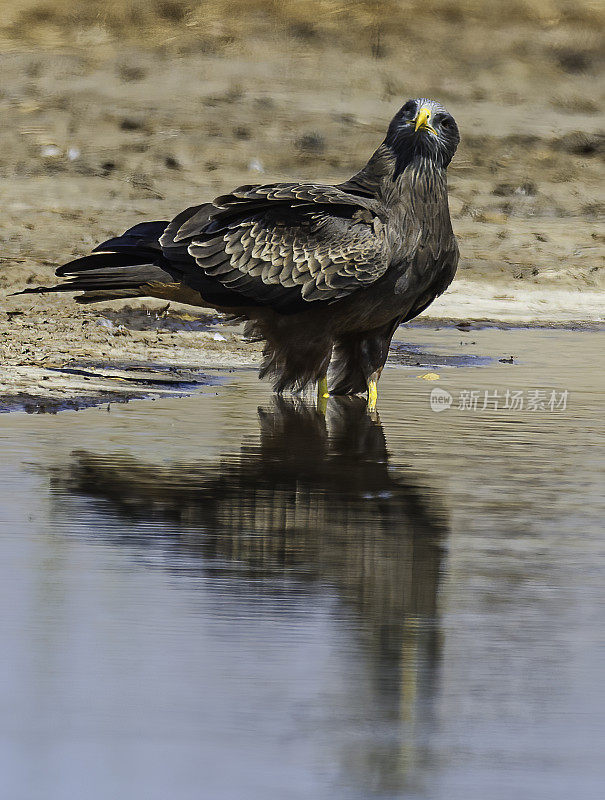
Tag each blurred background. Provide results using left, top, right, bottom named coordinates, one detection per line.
left=0, top=0, right=602, bottom=293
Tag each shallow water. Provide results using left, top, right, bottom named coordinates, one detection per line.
left=1, top=327, right=604, bottom=800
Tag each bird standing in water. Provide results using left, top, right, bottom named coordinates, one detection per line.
left=19, top=98, right=460, bottom=411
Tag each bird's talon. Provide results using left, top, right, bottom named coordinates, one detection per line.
left=367, top=379, right=378, bottom=412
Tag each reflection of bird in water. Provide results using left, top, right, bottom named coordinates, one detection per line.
left=52, top=398, right=448, bottom=693
left=51, top=398, right=450, bottom=791
left=20, top=99, right=460, bottom=410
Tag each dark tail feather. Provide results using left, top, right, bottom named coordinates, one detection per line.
left=13, top=221, right=175, bottom=300
left=14, top=253, right=175, bottom=296
left=55, top=251, right=166, bottom=278
left=92, top=220, right=168, bottom=254
left=74, top=289, right=149, bottom=304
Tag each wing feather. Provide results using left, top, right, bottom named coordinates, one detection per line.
left=159, top=183, right=390, bottom=312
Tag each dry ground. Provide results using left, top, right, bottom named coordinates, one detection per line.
left=0, top=0, right=603, bottom=406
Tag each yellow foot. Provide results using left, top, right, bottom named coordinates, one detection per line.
left=316, top=376, right=329, bottom=415
left=367, top=379, right=378, bottom=413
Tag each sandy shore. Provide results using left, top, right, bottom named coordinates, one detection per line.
left=2, top=284, right=602, bottom=411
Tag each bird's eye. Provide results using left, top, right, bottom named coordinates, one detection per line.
left=401, top=101, right=416, bottom=118
left=440, top=116, right=454, bottom=130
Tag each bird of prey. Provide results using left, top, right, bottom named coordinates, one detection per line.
left=19, top=98, right=460, bottom=410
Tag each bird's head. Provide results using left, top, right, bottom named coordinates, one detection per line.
left=385, top=98, right=460, bottom=172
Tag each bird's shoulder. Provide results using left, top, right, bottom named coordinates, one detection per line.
left=160, top=182, right=384, bottom=244
left=212, top=181, right=382, bottom=215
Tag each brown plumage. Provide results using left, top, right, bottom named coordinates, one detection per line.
left=18, top=98, right=460, bottom=404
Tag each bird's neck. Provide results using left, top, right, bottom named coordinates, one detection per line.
left=341, top=144, right=448, bottom=209
left=390, top=157, right=448, bottom=209
left=338, top=144, right=394, bottom=198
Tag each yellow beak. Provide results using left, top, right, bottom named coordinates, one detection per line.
left=414, top=107, right=436, bottom=134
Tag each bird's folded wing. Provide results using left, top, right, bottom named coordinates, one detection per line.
left=209, top=182, right=381, bottom=213
left=159, top=184, right=390, bottom=312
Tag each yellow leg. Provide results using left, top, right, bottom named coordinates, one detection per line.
left=316, top=375, right=329, bottom=415
left=367, top=378, right=378, bottom=412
